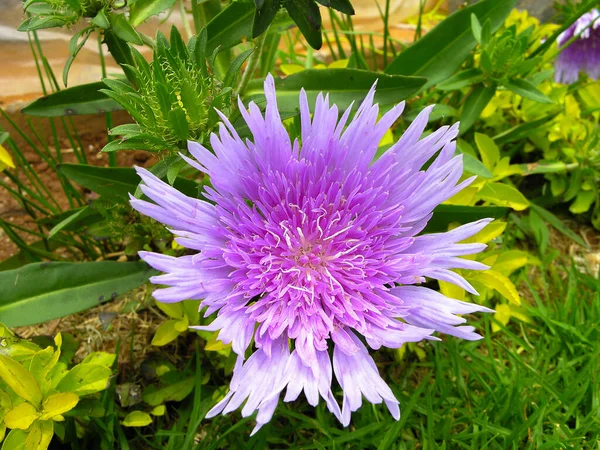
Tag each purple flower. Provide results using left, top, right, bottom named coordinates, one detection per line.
left=555, top=9, right=600, bottom=84
left=130, top=74, right=493, bottom=434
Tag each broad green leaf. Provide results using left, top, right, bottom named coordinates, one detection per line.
left=21, top=82, right=122, bottom=117
left=385, top=0, right=517, bottom=87
left=4, top=402, right=40, bottom=429
left=92, top=8, right=110, bottom=29
left=142, top=376, right=195, bottom=406
left=206, top=2, right=254, bottom=54
left=423, top=205, right=509, bottom=233
left=456, top=146, right=493, bottom=179
left=40, top=393, right=79, bottom=420
left=253, top=0, right=280, bottom=38
left=505, top=78, right=553, bottom=104
left=0, top=355, right=42, bottom=406
left=460, top=84, right=496, bottom=134
left=470, top=13, right=482, bottom=43
left=109, top=13, right=143, bottom=45
left=151, top=320, right=182, bottom=347
left=56, top=364, right=112, bottom=396
left=244, top=69, right=426, bottom=112
left=437, top=68, right=484, bottom=91
left=0, top=261, right=153, bottom=327
left=27, top=347, right=56, bottom=389
left=1, top=429, right=27, bottom=450
left=60, top=164, right=200, bottom=200
left=470, top=270, right=521, bottom=305
left=24, top=420, right=53, bottom=450
left=493, top=112, right=558, bottom=145
left=122, top=411, right=153, bottom=427
left=477, top=182, right=529, bottom=211
left=130, top=0, right=176, bottom=27
left=285, top=0, right=322, bottom=50
left=48, top=206, right=95, bottom=239
left=474, top=133, right=500, bottom=172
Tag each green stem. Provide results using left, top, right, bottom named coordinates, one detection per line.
left=98, top=34, right=117, bottom=167
left=237, top=32, right=269, bottom=97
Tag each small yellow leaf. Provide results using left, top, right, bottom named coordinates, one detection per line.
left=52, top=415, right=65, bottom=422
left=471, top=270, right=521, bottom=305
left=469, top=220, right=507, bottom=244
left=174, top=315, right=189, bottom=333
left=474, top=133, right=500, bottom=172
left=279, top=64, right=305, bottom=75
left=150, top=405, right=166, bottom=416
left=444, top=186, right=479, bottom=205
left=0, top=355, right=42, bottom=407
left=121, top=411, right=152, bottom=427
left=0, top=144, right=15, bottom=171
left=328, top=59, right=349, bottom=68
left=439, top=280, right=465, bottom=301
left=24, top=420, right=53, bottom=450
left=477, top=182, right=529, bottom=211
left=39, top=392, right=79, bottom=420
left=204, top=332, right=232, bottom=352
left=4, top=402, right=40, bottom=430
left=81, top=352, right=116, bottom=368
left=151, top=320, right=181, bottom=347
left=492, top=304, right=512, bottom=332
left=313, top=63, right=327, bottom=69
left=156, top=302, right=184, bottom=320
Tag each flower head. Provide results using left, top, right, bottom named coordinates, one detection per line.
left=555, top=9, right=600, bottom=84
left=131, top=74, right=493, bottom=434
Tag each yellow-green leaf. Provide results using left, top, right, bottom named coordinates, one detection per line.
left=173, top=315, right=189, bottom=333
left=151, top=320, right=182, bottom=347
left=469, top=220, right=507, bottom=244
left=121, top=411, right=152, bottom=427
left=4, top=402, right=40, bottom=430
left=471, top=270, right=521, bottom=305
left=155, top=302, right=184, bottom=320
left=204, top=332, right=232, bottom=352
left=55, top=364, right=112, bottom=396
left=0, top=389, right=12, bottom=413
left=0, top=423, right=5, bottom=442
left=279, top=64, right=305, bottom=75
left=27, top=347, right=56, bottom=390
left=81, top=352, right=116, bottom=368
left=474, top=133, right=499, bottom=171
left=150, top=405, right=166, bottom=416
left=0, top=355, right=43, bottom=407
left=439, top=280, right=466, bottom=301
left=39, top=393, right=79, bottom=420
left=328, top=59, right=349, bottom=68
left=492, top=303, right=531, bottom=332
left=493, top=157, right=522, bottom=180
left=0, top=144, right=15, bottom=172
left=492, top=250, right=530, bottom=276
left=1, top=429, right=27, bottom=450
left=569, top=190, right=595, bottom=214
left=477, top=182, right=529, bottom=211
left=24, top=420, right=53, bottom=450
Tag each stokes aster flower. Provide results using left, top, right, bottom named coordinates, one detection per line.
left=130, top=74, right=493, bottom=434
left=555, top=8, right=600, bottom=84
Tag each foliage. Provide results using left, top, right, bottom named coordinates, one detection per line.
left=0, top=324, right=114, bottom=449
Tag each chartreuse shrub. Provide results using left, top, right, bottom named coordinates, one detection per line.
left=0, top=324, right=114, bottom=449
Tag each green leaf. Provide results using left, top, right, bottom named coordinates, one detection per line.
left=150, top=405, right=166, bottom=416
left=437, top=68, right=483, bottom=91
left=224, top=48, right=254, bottom=88
left=569, top=190, right=596, bottom=214
left=329, top=0, right=354, bottom=15
left=81, top=352, right=117, bottom=368
left=92, top=8, right=110, bottom=29
left=244, top=69, right=426, bottom=112
left=529, top=209, right=549, bottom=254
left=40, top=393, right=79, bottom=420
left=470, top=13, right=482, bottom=43
left=130, top=0, right=176, bottom=27
left=504, top=78, right=553, bottom=104
left=21, top=82, right=122, bottom=117
left=109, top=13, right=143, bottom=45
left=460, top=84, right=496, bottom=135
left=142, top=376, right=195, bottom=406
left=1, top=429, right=27, bottom=450
left=456, top=147, right=493, bottom=179
left=48, top=206, right=93, bottom=239
left=285, top=0, right=323, bottom=50
left=518, top=161, right=568, bottom=176
left=56, top=364, right=112, bottom=396
left=0, top=261, right=153, bottom=327
left=385, top=0, right=517, bottom=88
left=63, top=28, right=92, bottom=87
left=122, top=411, right=153, bottom=427
left=60, top=164, right=141, bottom=200
left=423, top=205, right=510, bottom=233
left=477, top=182, right=529, bottom=211
left=0, top=355, right=43, bottom=406
left=253, top=0, right=280, bottom=38
left=206, top=2, right=254, bottom=54
left=151, top=320, right=183, bottom=347
left=493, top=111, right=558, bottom=145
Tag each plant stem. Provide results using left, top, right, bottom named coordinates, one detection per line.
left=237, top=32, right=268, bottom=97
